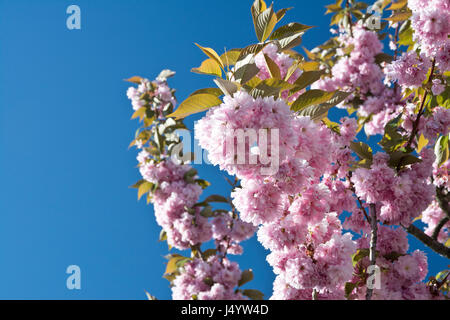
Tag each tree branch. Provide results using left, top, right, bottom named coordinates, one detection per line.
left=404, top=58, right=436, bottom=152
left=366, top=203, right=378, bottom=300
left=406, top=224, right=450, bottom=259
left=432, top=217, right=450, bottom=240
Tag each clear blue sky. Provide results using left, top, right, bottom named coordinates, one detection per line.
left=0, top=0, right=447, bottom=299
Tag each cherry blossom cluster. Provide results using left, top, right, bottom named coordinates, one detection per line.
left=128, top=75, right=256, bottom=300
left=171, top=256, right=246, bottom=300
left=314, top=24, right=384, bottom=96
left=351, top=150, right=435, bottom=226
left=196, top=57, right=358, bottom=298
left=408, top=0, right=450, bottom=66
left=314, top=23, right=407, bottom=136
left=347, top=225, right=436, bottom=300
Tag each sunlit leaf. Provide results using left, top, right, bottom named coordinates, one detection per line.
left=291, top=90, right=336, bottom=111
left=191, top=58, right=222, bottom=77
left=238, top=269, right=254, bottom=287
left=195, top=43, right=224, bottom=69
left=167, top=94, right=222, bottom=119
left=124, top=76, right=143, bottom=84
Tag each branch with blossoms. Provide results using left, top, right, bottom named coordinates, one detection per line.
left=126, top=71, right=261, bottom=300
left=127, top=0, right=450, bottom=300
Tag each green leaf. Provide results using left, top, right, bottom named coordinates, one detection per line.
left=189, top=88, right=223, bottom=97
left=345, top=282, right=357, bottom=299
left=195, top=43, right=224, bottom=69
left=138, top=181, right=153, bottom=200
left=417, top=134, right=429, bottom=153
left=375, top=53, right=394, bottom=65
left=270, top=22, right=314, bottom=40
left=214, top=78, right=240, bottom=96
left=167, top=94, right=222, bottom=119
left=275, top=7, right=292, bottom=21
left=435, top=134, right=450, bottom=167
left=398, top=22, right=414, bottom=47
left=350, top=141, right=373, bottom=161
left=124, top=76, right=143, bottom=84
left=234, top=62, right=260, bottom=85
left=379, top=115, right=406, bottom=153
left=130, top=179, right=146, bottom=189
left=238, top=269, right=254, bottom=287
left=254, top=5, right=278, bottom=42
left=264, top=54, right=281, bottom=79
left=237, top=43, right=269, bottom=61
left=200, top=206, right=214, bottom=217
left=291, top=89, right=335, bottom=111
left=159, top=229, right=167, bottom=242
left=204, top=195, right=229, bottom=203
left=164, top=254, right=185, bottom=274
left=385, top=11, right=412, bottom=22
left=388, top=151, right=422, bottom=169
left=195, top=179, right=211, bottom=189
left=325, top=4, right=342, bottom=14
left=387, top=0, right=408, bottom=10
left=191, top=58, right=222, bottom=77
left=183, top=168, right=198, bottom=183
left=242, top=289, right=264, bottom=300
left=276, top=33, right=303, bottom=51
left=352, top=248, right=370, bottom=267
left=291, top=70, right=324, bottom=92
left=202, top=249, right=217, bottom=260
left=220, top=49, right=241, bottom=67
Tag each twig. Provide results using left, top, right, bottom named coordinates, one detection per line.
left=404, top=58, right=436, bottom=152
left=366, top=203, right=378, bottom=300
left=432, top=217, right=450, bottom=241
left=406, top=224, right=450, bottom=259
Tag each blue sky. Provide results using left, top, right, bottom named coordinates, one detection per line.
left=0, top=0, right=447, bottom=299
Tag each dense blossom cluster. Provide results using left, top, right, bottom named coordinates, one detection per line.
left=422, top=201, right=449, bottom=243
left=384, top=51, right=432, bottom=89
left=129, top=77, right=256, bottom=300
left=347, top=225, right=436, bottom=300
left=314, top=24, right=384, bottom=95
left=195, top=80, right=360, bottom=298
left=409, top=0, right=450, bottom=61
left=351, top=150, right=435, bottom=226
left=171, top=256, right=246, bottom=300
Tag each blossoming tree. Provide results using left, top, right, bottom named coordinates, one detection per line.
left=126, top=0, right=449, bottom=300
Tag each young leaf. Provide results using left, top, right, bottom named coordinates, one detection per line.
left=204, top=194, right=229, bottom=203
left=195, top=43, right=224, bottom=69
left=124, top=76, right=143, bottom=84
left=350, top=141, right=373, bottom=161
left=189, top=88, right=223, bottom=97
left=270, top=22, right=314, bottom=40
left=242, top=289, right=264, bottom=300
left=291, top=89, right=335, bottom=111
left=417, top=134, right=429, bottom=153
left=291, top=70, right=324, bottom=92
left=264, top=54, right=281, bottom=79
left=220, top=49, right=242, bottom=67
left=167, top=94, right=222, bottom=119
left=238, top=269, right=254, bottom=287
left=275, top=7, right=292, bottom=22
left=214, top=78, right=240, bottom=96
left=435, top=134, right=450, bottom=167
left=191, top=58, right=222, bottom=77
left=254, top=5, right=278, bottom=42
left=138, top=181, right=153, bottom=200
